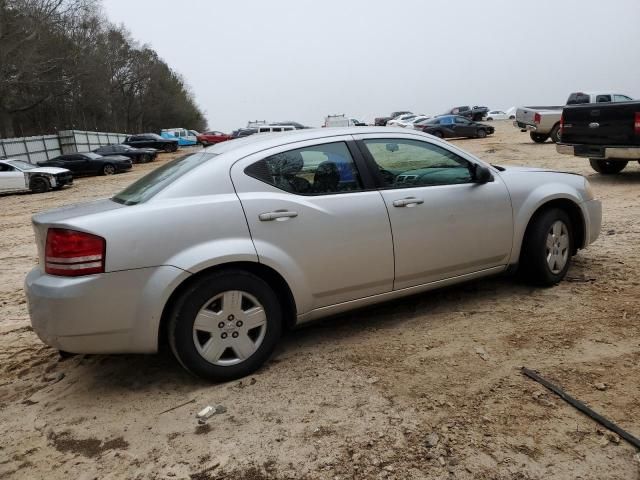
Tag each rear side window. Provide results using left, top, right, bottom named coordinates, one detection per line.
left=567, top=93, right=590, bottom=104
left=596, top=95, right=611, bottom=103
left=113, top=152, right=217, bottom=205
left=245, top=142, right=363, bottom=195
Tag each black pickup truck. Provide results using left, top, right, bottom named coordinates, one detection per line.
left=556, top=101, right=640, bottom=174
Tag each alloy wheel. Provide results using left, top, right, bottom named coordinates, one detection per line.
left=546, top=220, right=569, bottom=274
left=192, top=290, right=267, bottom=366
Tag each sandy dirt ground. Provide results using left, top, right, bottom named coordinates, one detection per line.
left=1, top=126, right=640, bottom=480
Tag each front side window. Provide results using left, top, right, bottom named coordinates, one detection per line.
left=362, top=138, right=473, bottom=188
left=245, top=142, right=363, bottom=195
left=613, top=95, right=631, bottom=102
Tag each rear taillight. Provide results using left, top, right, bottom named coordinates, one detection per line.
left=534, top=113, right=541, bottom=124
left=635, top=112, right=640, bottom=135
left=45, top=228, right=105, bottom=276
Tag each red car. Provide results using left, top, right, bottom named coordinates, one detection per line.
left=197, top=131, right=231, bottom=146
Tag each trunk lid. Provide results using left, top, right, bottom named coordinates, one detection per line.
left=31, top=199, right=126, bottom=266
left=561, top=101, right=640, bottom=146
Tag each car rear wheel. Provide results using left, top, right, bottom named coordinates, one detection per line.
left=30, top=177, right=50, bottom=194
left=141, top=154, right=150, bottom=163
left=169, top=270, right=283, bottom=382
left=163, top=144, right=173, bottom=153
left=530, top=132, right=549, bottom=143
left=476, top=129, right=487, bottom=138
left=102, top=164, right=116, bottom=175
left=509, top=115, right=515, bottom=120
left=486, top=117, right=493, bottom=121
left=589, top=159, right=628, bottom=174
left=521, top=208, right=573, bottom=286
left=432, top=130, right=444, bottom=138
left=549, top=124, right=561, bottom=143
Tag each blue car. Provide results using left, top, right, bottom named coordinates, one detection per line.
left=160, top=128, right=198, bottom=146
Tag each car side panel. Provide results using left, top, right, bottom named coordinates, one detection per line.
left=502, top=173, right=592, bottom=262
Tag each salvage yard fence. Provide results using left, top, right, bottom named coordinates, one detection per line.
left=0, top=129, right=129, bottom=164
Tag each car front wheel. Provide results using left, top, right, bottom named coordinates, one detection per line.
left=102, top=164, right=116, bottom=175
left=30, top=177, right=50, bottom=194
left=169, top=270, right=283, bottom=381
left=521, top=208, right=573, bottom=286
left=476, top=129, right=487, bottom=138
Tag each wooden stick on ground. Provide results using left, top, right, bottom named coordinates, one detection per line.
left=522, top=367, right=640, bottom=450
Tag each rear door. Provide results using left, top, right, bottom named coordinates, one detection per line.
left=230, top=137, right=394, bottom=314
left=356, top=133, right=513, bottom=290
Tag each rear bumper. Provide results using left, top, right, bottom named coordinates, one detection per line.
left=556, top=143, right=640, bottom=160
left=513, top=120, right=538, bottom=132
left=25, top=265, right=189, bottom=354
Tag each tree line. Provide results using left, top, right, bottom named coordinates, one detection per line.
left=0, top=0, right=207, bottom=139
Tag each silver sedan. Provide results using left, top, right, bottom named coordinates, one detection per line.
left=25, top=128, right=602, bottom=381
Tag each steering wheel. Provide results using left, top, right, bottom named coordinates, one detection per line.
left=378, top=168, right=396, bottom=185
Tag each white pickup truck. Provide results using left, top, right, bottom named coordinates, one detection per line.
left=0, top=158, right=73, bottom=194
left=514, top=91, right=634, bottom=143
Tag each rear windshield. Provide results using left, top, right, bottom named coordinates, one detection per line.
left=113, top=152, right=217, bottom=205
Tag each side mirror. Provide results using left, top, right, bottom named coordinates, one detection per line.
left=473, top=164, right=493, bottom=183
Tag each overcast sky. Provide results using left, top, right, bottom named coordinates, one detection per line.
left=102, top=0, right=640, bottom=131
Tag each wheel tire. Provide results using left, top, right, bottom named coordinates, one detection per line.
left=142, top=154, right=150, bottom=163
left=509, top=115, right=515, bottom=120
left=169, top=269, right=283, bottom=382
left=530, top=132, right=549, bottom=143
left=486, top=117, right=493, bottom=121
left=521, top=208, right=573, bottom=286
left=549, top=124, right=561, bottom=143
left=589, top=159, right=627, bottom=174
left=30, top=177, right=50, bottom=194
left=476, top=129, right=487, bottom=139
left=432, top=130, right=444, bottom=138
left=102, top=164, right=116, bottom=175
left=163, top=144, right=173, bottom=153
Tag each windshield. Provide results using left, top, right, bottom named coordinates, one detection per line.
left=113, top=152, right=217, bottom=205
left=7, top=160, right=36, bottom=170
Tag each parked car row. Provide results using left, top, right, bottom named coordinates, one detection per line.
left=0, top=133, right=188, bottom=195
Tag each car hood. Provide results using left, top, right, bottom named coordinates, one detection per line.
left=27, top=167, right=70, bottom=175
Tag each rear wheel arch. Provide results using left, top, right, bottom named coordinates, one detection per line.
left=521, top=198, right=586, bottom=260
left=158, top=261, right=297, bottom=351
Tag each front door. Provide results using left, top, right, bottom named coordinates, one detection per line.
left=357, top=135, right=513, bottom=290
left=230, top=137, right=394, bottom=314
left=0, top=165, right=26, bottom=190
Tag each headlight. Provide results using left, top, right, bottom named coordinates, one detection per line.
left=583, top=178, right=595, bottom=201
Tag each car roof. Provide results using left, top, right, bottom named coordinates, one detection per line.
left=206, top=127, right=429, bottom=156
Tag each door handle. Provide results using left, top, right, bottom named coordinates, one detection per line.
left=393, top=197, right=424, bottom=207
left=258, top=210, right=298, bottom=221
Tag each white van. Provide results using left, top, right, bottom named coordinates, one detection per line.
left=257, top=125, right=296, bottom=133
